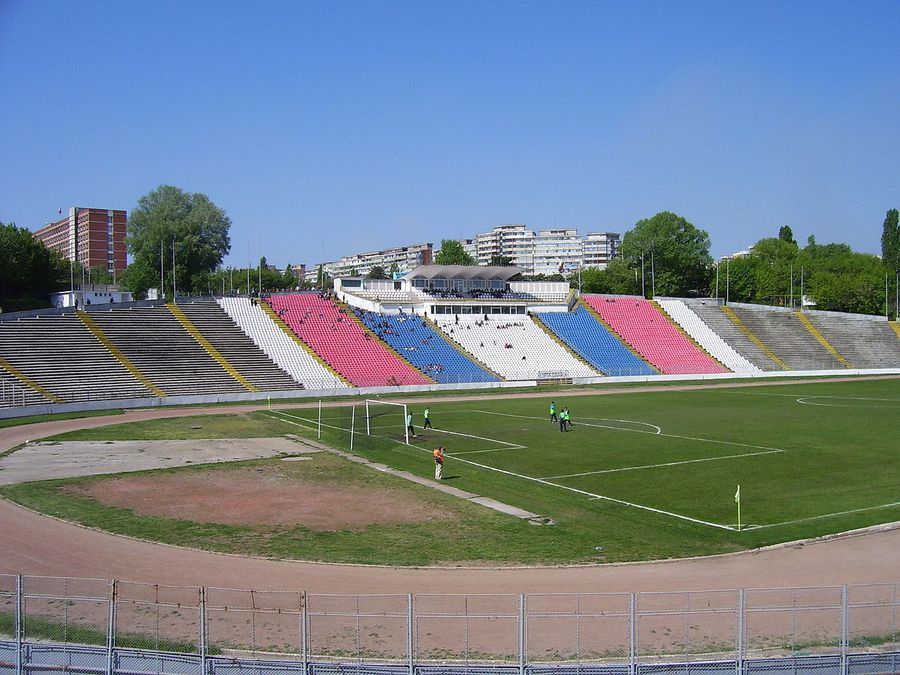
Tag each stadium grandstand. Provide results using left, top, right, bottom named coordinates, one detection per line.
left=1, top=264, right=900, bottom=410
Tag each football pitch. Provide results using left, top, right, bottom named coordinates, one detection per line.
left=267, top=377, right=900, bottom=558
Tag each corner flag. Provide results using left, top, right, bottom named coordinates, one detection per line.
left=735, top=485, right=740, bottom=503
left=734, top=485, right=742, bottom=531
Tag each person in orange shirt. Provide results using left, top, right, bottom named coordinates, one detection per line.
left=433, top=446, right=445, bottom=480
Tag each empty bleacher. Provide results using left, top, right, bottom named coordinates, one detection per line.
left=727, top=305, right=847, bottom=370
left=688, top=303, right=786, bottom=371
left=0, top=367, right=54, bottom=407
left=355, top=309, right=499, bottom=383
left=584, top=295, right=729, bottom=374
left=218, top=297, right=349, bottom=390
left=799, top=313, right=900, bottom=369
left=535, top=306, right=656, bottom=376
left=89, top=305, right=249, bottom=395
left=657, top=299, right=761, bottom=374
left=0, top=313, right=155, bottom=402
left=267, top=294, right=433, bottom=387
left=176, top=300, right=302, bottom=392
left=431, top=313, right=600, bottom=380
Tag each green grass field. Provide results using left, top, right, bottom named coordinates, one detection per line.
left=2, top=378, right=898, bottom=565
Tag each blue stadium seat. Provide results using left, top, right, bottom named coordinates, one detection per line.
left=535, top=306, right=656, bottom=376
left=354, top=310, right=499, bottom=383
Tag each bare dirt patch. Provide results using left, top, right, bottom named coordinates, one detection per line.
left=65, top=464, right=434, bottom=530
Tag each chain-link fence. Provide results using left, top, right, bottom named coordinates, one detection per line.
left=0, top=575, right=897, bottom=675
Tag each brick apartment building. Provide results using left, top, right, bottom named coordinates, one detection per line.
left=33, top=207, right=127, bottom=274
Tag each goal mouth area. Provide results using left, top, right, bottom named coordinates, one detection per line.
left=364, top=399, right=410, bottom=444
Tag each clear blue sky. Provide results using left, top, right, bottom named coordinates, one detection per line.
left=2, top=0, right=898, bottom=268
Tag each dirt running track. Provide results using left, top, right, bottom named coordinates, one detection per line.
left=2, top=379, right=899, bottom=593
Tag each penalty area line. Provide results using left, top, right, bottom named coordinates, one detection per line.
left=541, top=449, right=784, bottom=479
left=445, top=453, right=736, bottom=532
left=266, top=410, right=734, bottom=531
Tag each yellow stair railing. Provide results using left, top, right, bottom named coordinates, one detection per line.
left=721, top=306, right=789, bottom=370
left=794, top=312, right=852, bottom=368
left=78, top=311, right=167, bottom=396
left=0, top=356, right=63, bottom=403
left=167, top=304, right=258, bottom=392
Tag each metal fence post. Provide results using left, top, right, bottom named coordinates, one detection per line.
left=106, top=579, right=116, bottom=675
left=199, top=586, right=207, bottom=675
left=841, top=584, right=848, bottom=675
left=629, top=592, right=636, bottom=675
left=301, top=591, right=309, bottom=674
left=15, top=574, right=22, bottom=675
left=737, top=588, right=744, bottom=675
left=518, top=593, right=526, bottom=675
left=407, top=593, right=414, bottom=675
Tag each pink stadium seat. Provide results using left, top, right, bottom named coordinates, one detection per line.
left=583, top=296, right=729, bottom=374
left=267, top=294, right=432, bottom=387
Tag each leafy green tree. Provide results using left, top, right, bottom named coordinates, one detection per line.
left=0, top=221, right=69, bottom=311
left=778, top=225, right=795, bottom=244
left=882, top=209, right=899, bottom=273
left=124, top=185, right=231, bottom=298
left=618, top=212, right=713, bottom=296
left=489, top=255, right=515, bottom=267
left=434, top=239, right=475, bottom=266
left=367, top=265, right=388, bottom=279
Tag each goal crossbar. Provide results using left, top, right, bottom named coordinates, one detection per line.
left=364, top=399, right=410, bottom=445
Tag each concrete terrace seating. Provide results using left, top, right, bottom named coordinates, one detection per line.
left=176, top=300, right=301, bottom=392
left=805, top=314, right=900, bottom=369
left=343, top=289, right=421, bottom=303
left=218, top=298, right=348, bottom=390
left=354, top=309, right=499, bottom=383
left=0, top=314, right=154, bottom=402
left=268, top=294, right=433, bottom=387
left=89, top=306, right=249, bottom=396
left=657, top=299, right=761, bottom=374
left=584, top=296, right=729, bottom=375
left=688, top=304, right=785, bottom=371
left=727, top=306, right=845, bottom=370
left=432, top=314, right=599, bottom=381
left=0, top=367, right=55, bottom=407
left=535, top=306, right=656, bottom=376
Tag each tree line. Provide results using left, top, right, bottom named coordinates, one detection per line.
left=2, top=185, right=899, bottom=318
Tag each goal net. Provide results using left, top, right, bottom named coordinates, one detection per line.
left=364, top=399, right=410, bottom=445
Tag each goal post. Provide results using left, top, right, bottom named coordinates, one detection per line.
left=364, top=399, right=410, bottom=444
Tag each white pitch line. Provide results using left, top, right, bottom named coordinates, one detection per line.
left=475, top=410, right=785, bottom=453
left=267, top=409, right=736, bottom=531
left=473, top=410, right=662, bottom=434
left=445, top=453, right=735, bottom=531
left=740, top=501, right=900, bottom=530
left=796, top=396, right=900, bottom=408
left=541, top=449, right=784, bottom=479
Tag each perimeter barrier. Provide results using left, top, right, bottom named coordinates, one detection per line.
left=0, top=574, right=898, bottom=674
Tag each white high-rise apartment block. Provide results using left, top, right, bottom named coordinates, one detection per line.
left=582, top=232, right=619, bottom=270
left=533, top=228, right=583, bottom=275
left=475, top=224, right=535, bottom=268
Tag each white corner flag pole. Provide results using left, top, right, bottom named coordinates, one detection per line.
left=317, top=400, right=322, bottom=440
left=735, top=485, right=741, bottom=531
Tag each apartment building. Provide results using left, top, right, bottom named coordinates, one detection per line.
left=33, top=207, right=127, bottom=274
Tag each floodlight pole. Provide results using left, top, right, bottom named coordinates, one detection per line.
left=726, top=258, right=730, bottom=305
left=714, top=262, right=719, bottom=301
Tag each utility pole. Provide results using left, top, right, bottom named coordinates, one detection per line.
left=172, top=238, right=176, bottom=300
left=726, top=257, right=730, bottom=305
left=640, top=252, right=645, bottom=298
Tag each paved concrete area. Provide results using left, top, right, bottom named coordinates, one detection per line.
left=0, top=437, right=314, bottom=485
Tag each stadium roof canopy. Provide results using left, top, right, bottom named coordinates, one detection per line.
left=407, top=265, right=524, bottom=281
